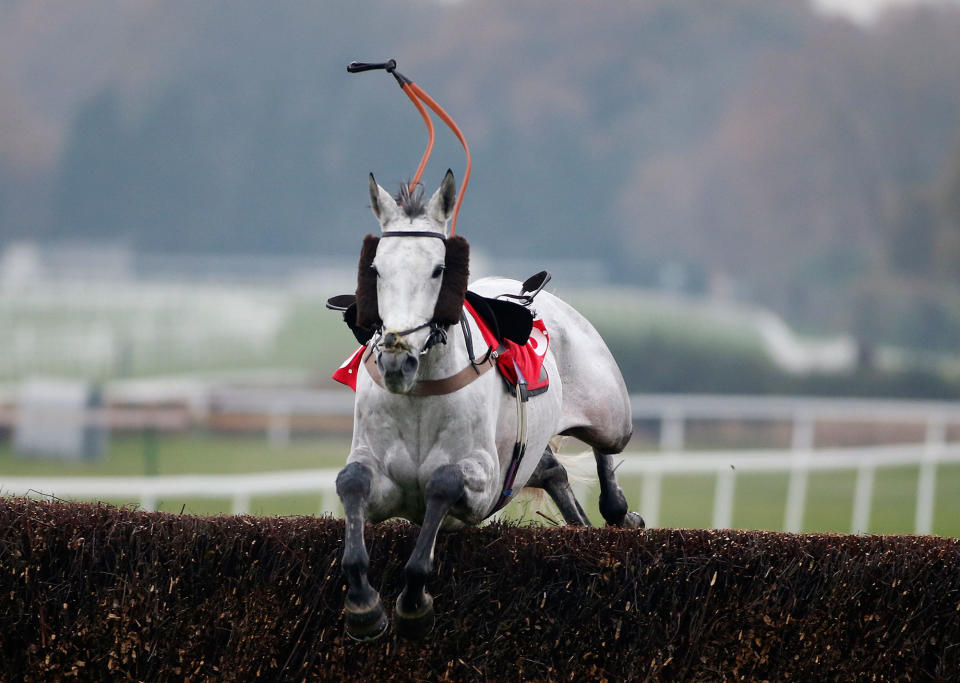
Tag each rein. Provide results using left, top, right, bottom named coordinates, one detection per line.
left=347, top=59, right=472, bottom=236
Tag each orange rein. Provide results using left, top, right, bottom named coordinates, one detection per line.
left=349, top=60, right=471, bottom=236
left=401, top=84, right=435, bottom=195
left=403, top=82, right=472, bottom=236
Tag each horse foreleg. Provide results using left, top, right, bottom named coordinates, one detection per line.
left=336, top=461, right=388, bottom=641
left=395, top=463, right=465, bottom=640
left=527, top=447, right=592, bottom=526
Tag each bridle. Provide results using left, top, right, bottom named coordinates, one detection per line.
left=371, top=230, right=451, bottom=359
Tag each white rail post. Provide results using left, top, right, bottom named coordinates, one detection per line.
left=267, top=403, right=291, bottom=448
left=850, top=460, right=875, bottom=534
left=660, top=405, right=685, bottom=451
left=712, top=467, right=736, bottom=529
left=915, top=417, right=945, bottom=535
left=784, top=412, right=814, bottom=533
left=141, top=493, right=157, bottom=512
left=641, top=471, right=662, bottom=529
left=232, top=492, right=251, bottom=515
left=319, top=488, right=340, bottom=517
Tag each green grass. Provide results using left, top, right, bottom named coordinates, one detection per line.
left=3, top=435, right=958, bottom=537
left=0, top=287, right=356, bottom=381
left=0, top=284, right=771, bottom=383
left=0, top=435, right=351, bottom=517
left=564, top=289, right=768, bottom=358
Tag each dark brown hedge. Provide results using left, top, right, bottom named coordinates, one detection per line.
left=1, top=497, right=958, bottom=681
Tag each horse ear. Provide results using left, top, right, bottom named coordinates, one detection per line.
left=355, top=234, right=382, bottom=330
left=432, top=235, right=469, bottom=326
left=369, top=173, right=401, bottom=226
left=426, top=169, right=456, bottom=229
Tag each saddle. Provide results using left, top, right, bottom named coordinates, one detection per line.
left=328, top=271, right=552, bottom=396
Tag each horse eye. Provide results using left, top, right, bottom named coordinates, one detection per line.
left=370, top=264, right=379, bottom=277
left=431, top=265, right=445, bottom=279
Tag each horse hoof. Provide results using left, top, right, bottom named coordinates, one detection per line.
left=621, top=511, right=645, bottom=529
left=395, top=594, right=435, bottom=640
left=344, top=599, right=389, bottom=642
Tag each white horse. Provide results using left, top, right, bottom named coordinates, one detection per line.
left=335, top=170, right=642, bottom=641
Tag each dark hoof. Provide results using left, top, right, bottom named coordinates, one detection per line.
left=395, top=594, right=435, bottom=640
left=618, top=511, right=645, bottom=529
left=344, top=599, right=388, bottom=642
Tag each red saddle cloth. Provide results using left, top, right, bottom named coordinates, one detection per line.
left=333, top=303, right=550, bottom=393
left=463, top=300, right=549, bottom=394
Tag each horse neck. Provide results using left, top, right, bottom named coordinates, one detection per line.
left=417, top=318, right=473, bottom=380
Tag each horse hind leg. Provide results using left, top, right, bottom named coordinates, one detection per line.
left=526, top=446, right=591, bottom=526
left=336, top=462, right=388, bottom=641
left=564, top=426, right=644, bottom=528
left=595, top=449, right=644, bottom=528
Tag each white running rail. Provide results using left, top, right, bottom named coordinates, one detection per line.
left=613, top=442, right=960, bottom=533
left=1, top=470, right=341, bottom=518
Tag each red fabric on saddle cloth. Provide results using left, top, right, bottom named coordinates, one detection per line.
left=332, top=345, right=366, bottom=390
left=462, top=300, right=549, bottom=393
left=332, top=303, right=550, bottom=393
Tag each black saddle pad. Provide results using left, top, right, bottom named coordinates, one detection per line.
left=465, top=291, right=533, bottom=346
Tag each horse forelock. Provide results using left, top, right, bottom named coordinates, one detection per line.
left=396, top=183, right=426, bottom=218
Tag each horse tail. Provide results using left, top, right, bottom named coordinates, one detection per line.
left=514, top=437, right=596, bottom=525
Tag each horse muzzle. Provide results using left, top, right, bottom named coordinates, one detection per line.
left=377, top=347, right=420, bottom=394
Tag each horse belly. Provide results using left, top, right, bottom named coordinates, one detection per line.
left=470, top=277, right=632, bottom=452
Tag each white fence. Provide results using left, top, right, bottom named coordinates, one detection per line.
left=2, top=470, right=341, bottom=518
left=627, top=393, right=960, bottom=534
left=617, top=442, right=960, bottom=534
left=4, top=393, right=960, bottom=534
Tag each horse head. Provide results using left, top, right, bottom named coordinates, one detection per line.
left=355, top=170, right=469, bottom=394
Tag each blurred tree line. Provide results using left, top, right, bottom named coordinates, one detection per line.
left=3, top=0, right=960, bottom=355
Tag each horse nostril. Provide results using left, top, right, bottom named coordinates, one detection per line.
left=403, top=355, right=419, bottom=375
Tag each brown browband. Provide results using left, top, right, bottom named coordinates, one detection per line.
left=363, top=348, right=498, bottom=396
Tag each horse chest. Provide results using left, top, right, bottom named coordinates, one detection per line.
left=361, top=398, right=486, bottom=462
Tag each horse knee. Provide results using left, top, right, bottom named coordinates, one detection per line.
left=425, top=463, right=466, bottom=504
left=337, top=461, right=372, bottom=502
